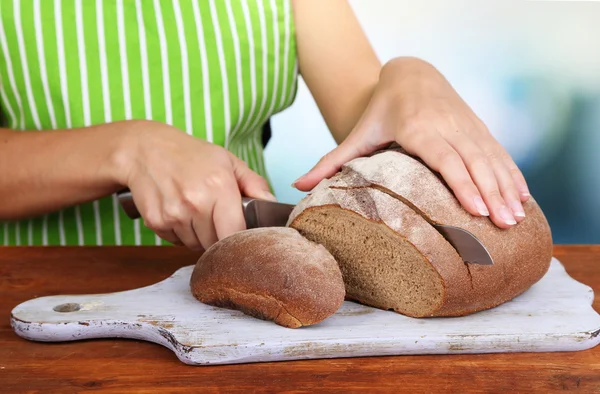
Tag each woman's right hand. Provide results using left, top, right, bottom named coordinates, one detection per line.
left=117, top=120, right=275, bottom=251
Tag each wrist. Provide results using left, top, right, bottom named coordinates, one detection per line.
left=381, top=57, right=444, bottom=87
left=381, top=56, right=434, bottom=75
left=107, top=119, right=150, bottom=187
left=378, top=57, right=449, bottom=107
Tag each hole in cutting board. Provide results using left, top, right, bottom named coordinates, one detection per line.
left=53, top=303, right=81, bottom=313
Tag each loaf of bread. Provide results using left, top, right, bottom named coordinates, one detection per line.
left=287, top=149, right=553, bottom=317
left=189, top=227, right=345, bottom=328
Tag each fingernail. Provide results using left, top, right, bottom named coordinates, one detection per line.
left=474, top=196, right=489, bottom=216
left=261, top=191, right=277, bottom=201
left=292, top=174, right=307, bottom=188
left=510, top=201, right=526, bottom=218
left=519, top=185, right=531, bottom=199
left=499, top=205, right=517, bottom=225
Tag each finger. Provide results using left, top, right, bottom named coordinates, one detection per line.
left=403, top=132, right=514, bottom=228
left=153, top=228, right=184, bottom=246
left=230, top=154, right=277, bottom=201
left=160, top=178, right=215, bottom=251
left=442, top=131, right=517, bottom=228
left=141, top=203, right=184, bottom=246
left=212, top=177, right=246, bottom=241
left=503, top=153, right=530, bottom=202
left=469, top=117, right=531, bottom=203
left=402, top=133, right=483, bottom=215
left=172, top=221, right=204, bottom=251
left=131, top=183, right=185, bottom=246
left=484, top=144, right=526, bottom=222
left=292, top=131, right=376, bottom=192
left=160, top=198, right=204, bottom=250
left=189, top=198, right=219, bottom=250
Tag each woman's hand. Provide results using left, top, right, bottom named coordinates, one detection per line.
left=119, top=121, right=275, bottom=250
left=293, top=57, right=530, bottom=229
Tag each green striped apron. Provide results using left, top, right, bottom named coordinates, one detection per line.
left=0, top=0, right=298, bottom=246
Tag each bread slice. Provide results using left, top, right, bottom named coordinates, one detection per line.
left=288, top=150, right=553, bottom=317
left=190, top=227, right=345, bottom=328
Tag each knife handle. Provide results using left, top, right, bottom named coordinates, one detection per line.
left=117, top=189, right=139, bottom=219
left=116, top=189, right=254, bottom=220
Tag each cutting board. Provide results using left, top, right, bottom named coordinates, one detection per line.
left=11, top=257, right=600, bottom=366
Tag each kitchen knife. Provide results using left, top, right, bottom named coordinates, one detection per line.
left=117, top=189, right=296, bottom=231
left=116, top=189, right=493, bottom=265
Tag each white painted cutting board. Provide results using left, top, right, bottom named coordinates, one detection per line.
left=11, top=257, right=600, bottom=365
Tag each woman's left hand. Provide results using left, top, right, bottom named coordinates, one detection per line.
left=292, top=57, right=530, bottom=229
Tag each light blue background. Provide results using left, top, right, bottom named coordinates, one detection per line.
left=265, top=0, right=600, bottom=244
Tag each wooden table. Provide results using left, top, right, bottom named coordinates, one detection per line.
left=1, top=245, right=599, bottom=392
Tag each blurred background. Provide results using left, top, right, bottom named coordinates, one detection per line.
left=265, top=0, right=600, bottom=245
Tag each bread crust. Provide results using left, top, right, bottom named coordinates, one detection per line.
left=190, top=227, right=345, bottom=328
left=288, top=150, right=553, bottom=316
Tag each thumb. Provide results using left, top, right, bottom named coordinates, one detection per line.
left=292, top=131, right=373, bottom=192
left=230, top=153, right=277, bottom=201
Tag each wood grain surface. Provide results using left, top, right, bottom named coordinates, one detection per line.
left=1, top=245, right=599, bottom=393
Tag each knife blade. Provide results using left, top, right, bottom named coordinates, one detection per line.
left=241, top=197, right=295, bottom=228
left=433, top=225, right=493, bottom=266
left=116, top=189, right=493, bottom=265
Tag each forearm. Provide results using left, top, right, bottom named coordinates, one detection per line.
left=325, top=77, right=378, bottom=144
left=292, top=0, right=381, bottom=144
left=0, top=121, right=137, bottom=220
